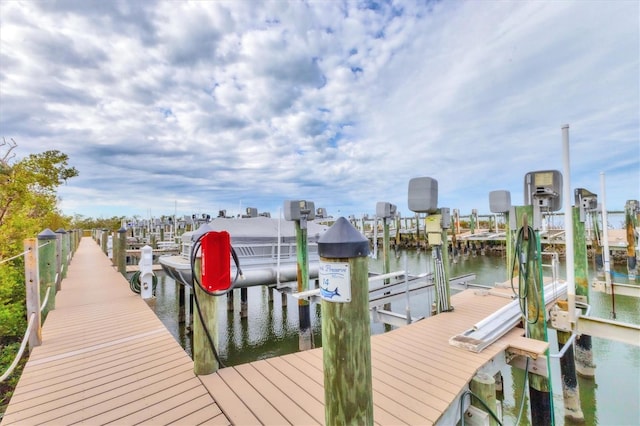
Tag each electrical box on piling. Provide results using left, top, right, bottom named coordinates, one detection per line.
left=408, top=177, right=438, bottom=213
left=200, top=231, right=232, bottom=293
left=524, top=170, right=562, bottom=230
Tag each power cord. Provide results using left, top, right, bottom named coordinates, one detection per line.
left=189, top=232, right=243, bottom=368
left=510, top=225, right=540, bottom=324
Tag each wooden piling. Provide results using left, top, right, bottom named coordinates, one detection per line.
left=240, top=287, right=248, bottom=319
left=625, top=201, right=638, bottom=278
left=441, top=224, right=452, bottom=309
left=55, top=229, right=68, bottom=280
left=37, top=229, right=58, bottom=316
left=227, top=289, right=235, bottom=312
left=193, top=256, right=220, bottom=375
left=117, top=227, right=127, bottom=276
left=295, top=219, right=313, bottom=350
left=557, top=328, right=584, bottom=421
left=101, top=229, right=108, bottom=255
left=514, top=206, right=553, bottom=426
left=573, top=206, right=596, bottom=378
left=318, top=218, right=373, bottom=426
left=469, top=372, right=498, bottom=426
left=24, top=238, right=42, bottom=350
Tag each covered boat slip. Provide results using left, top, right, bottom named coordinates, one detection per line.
left=2, top=237, right=548, bottom=425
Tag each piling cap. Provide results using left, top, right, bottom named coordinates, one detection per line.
left=117, top=226, right=127, bottom=233
left=55, top=228, right=67, bottom=234
left=38, top=228, right=58, bottom=240
left=318, top=217, right=369, bottom=258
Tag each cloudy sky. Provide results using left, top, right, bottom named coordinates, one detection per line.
left=1, top=0, right=638, bottom=220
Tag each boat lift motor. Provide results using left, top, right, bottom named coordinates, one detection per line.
left=200, top=231, right=233, bottom=293
left=284, top=200, right=316, bottom=229
left=575, top=188, right=598, bottom=223
left=524, top=170, right=563, bottom=230
left=376, top=202, right=397, bottom=220
left=408, top=177, right=438, bottom=214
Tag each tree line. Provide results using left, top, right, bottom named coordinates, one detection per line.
left=0, top=139, right=82, bottom=414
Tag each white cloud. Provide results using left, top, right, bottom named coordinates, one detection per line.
left=1, top=0, right=637, bottom=220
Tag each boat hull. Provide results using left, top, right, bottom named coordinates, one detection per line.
left=159, top=254, right=319, bottom=288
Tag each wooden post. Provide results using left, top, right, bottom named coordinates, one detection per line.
left=441, top=223, right=452, bottom=308
left=101, top=229, right=108, bottom=255
left=117, top=227, right=127, bottom=276
left=240, top=287, right=248, bottom=319
left=178, top=279, right=186, bottom=324
left=24, top=238, right=42, bottom=349
left=318, top=217, right=373, bottom=425
left=505, top=209, right=514, bottom=281
left=573, top=206, right=596, bottom=378
left=590, top=211, right=604, bottom=276
left=514, top=206, right=553, bottom=426
left=193, top=255, right=219, bottom=374
left=37, top=229, right=58, bottom=316
left=110, top=232, right=116, bottom=264
left=625, top=200, right=638, bottom=279
left=227, top=288, right=235, bottom=312
left=295, top=216, right=313, bottom=350
left=557, top=327, right=584, bottom=421
left=54, top=232, right=62, bottom=291
left=469, top=372, right=498, bottom=426
left=55, top=229, right=68, bottom=280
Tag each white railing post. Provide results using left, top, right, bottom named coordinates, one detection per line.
left=139, top=245, right=154, bottom=300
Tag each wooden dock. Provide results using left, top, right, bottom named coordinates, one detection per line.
left=2, top=237, right=548, bottom=425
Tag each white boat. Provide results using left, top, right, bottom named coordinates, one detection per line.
left=159, top=216, right=331, bottom=288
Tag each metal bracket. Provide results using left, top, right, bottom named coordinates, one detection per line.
left=506, top=351, right=549, bottom=377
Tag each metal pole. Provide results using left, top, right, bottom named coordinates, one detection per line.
left=600, top=172, right=612, bottom=287
left=562, top=124, right=576, bottom=324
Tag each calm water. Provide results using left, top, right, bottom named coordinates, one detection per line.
left=147, top=249, right=640, bottom=425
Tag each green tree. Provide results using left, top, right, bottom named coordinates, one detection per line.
left=0, top=139, right=78, bottom=413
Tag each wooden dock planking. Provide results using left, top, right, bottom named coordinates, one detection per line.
left=3, top=236, right=554, bottom=426
left=197, top=284, right=547, bottom=425
left=1, top=238, right=229, bottom=426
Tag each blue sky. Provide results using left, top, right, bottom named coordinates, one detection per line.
left=1, top=0, right=638, bottom=220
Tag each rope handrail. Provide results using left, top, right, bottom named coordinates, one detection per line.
left=40, top=285, right=51, bottom=312
left=0, top=313, right=36, bottom=383
left=0, top=241, right=52, bottom=265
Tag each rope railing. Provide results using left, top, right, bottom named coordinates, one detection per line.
left=0, top=313, right=36, bottom=383
left=0, top=241, right=52, bottom=265
left=0, top=231, right=80, bottom=384
left=0, top=248, right=32, bottom=265
left=40, top=285, right=52, bottom=312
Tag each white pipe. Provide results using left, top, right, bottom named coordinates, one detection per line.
left=562, top=124, right=576, bottom=324
left=600, top=172, right=612, bottom=286
left=277, top=208, right=282, bottom=285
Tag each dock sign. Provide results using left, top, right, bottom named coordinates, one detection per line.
left=319, top=261, right=351, bottom=303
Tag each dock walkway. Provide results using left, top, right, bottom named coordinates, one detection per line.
left=3, top=237, right=547, bottom=425
left=1, top=238, right=229, bottom=425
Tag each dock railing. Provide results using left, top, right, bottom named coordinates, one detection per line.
left=0, top=229, right=80, bottom=383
